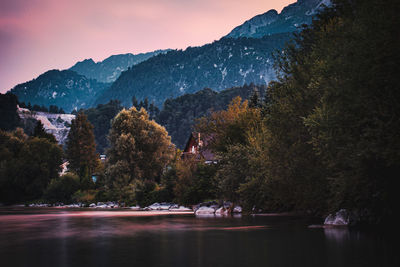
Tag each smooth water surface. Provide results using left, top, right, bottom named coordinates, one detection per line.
left=0, top=208, right=397, bottom=267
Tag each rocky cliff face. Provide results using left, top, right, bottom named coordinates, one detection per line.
left=17, top=106, right=75, bottom=145
left=226, top=0, right=330, bottom=38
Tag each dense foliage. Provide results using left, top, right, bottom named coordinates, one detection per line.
left=65, top=112, right=99, bottom=188
left=157, top=84, right=266, bottom=148
left=105, top=107, right=175, bottom=203
left=0, top=129, right=63, bottom=204
left=0, top=93, right=21, bottom=131
left=192, top=0, right=399, bottom=223
left=83, top=100, right=124, bottom=154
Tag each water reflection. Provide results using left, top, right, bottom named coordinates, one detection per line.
left=0, top=209, right=397, bottom=267
left=324, top=227, right=350, bottom=242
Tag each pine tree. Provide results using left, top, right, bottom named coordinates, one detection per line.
left=132, top=96, right=138, bottom=108
left=66, top=112, right=99, bottom=180
left=33, top=120, right=57, bottom=143
left=249, top=87, right=261, bottom=108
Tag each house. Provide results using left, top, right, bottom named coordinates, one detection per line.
left=182, top=132, right=217, bottom=164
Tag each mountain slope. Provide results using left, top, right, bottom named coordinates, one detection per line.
left=226, top=0, right=330, bottom=38
left=95, top=33, right=291, bottom=108
left=10, top=70, right=110, bottom=113
left=69, top=50, right=170, bottom=83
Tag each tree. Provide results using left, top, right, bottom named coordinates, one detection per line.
left=249, top=87, right=261, bottom=108
left=132, top=96, right=138, bottom=108
left=0, top=93, right=21, bottom=131
left=83, top=100, right=123, bottom=154
left=260, top=0, right=399, bottom=220
left=105, top=107, right=175, bottom=202
left=195, top=96, right=264, bottom=206
left=65, top=112, right=99, bottom=187
left=0, top=128, right=63, bottom=203
left=195, top=96, right=259, bottom=153
left=44, top=173, right=80, bottom=203
left=33, top=120, right=57, bottom=143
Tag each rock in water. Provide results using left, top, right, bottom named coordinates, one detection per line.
left=324, top=209, right=350, bottom=226
left=195, top=206, right=216, bottom=215
left=215, top=207, right=229, bottom=215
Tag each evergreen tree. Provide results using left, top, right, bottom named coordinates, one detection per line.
left=33, top=120, right=57, bottom=143
left=83, top=100, right=123, bottom=154
left=132, top=96, right=138, bottom=108
left=65, top=112, right=99, bottom=184
left=249, top=87, right=261, bottom=108
left=143, top=98, right=149, bottom=111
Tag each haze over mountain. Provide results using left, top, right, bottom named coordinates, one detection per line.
left=9, top=0, right=328, bottom=113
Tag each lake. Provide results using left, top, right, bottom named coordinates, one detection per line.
left=0, top=208, right=397, bottom=267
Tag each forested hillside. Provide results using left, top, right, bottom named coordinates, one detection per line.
left=94, top=34, right=290, bottom=108
left=10, top=70, right=110, bottom=113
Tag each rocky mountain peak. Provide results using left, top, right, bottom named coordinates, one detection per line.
left=226, top=0, right=330, bottom=38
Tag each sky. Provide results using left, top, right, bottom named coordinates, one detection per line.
left=0, top=0, right=295, bottom=93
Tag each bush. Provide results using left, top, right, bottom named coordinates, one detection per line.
left=44, top=173, right=80, bottom=203
left=72, top=189, right=97, bottom=204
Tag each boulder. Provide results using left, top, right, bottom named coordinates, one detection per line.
left=195, top=206, right=216, bottom=215
left=233, top=206, right=242, bottom=213
left=324, top=209, right=351, bottom=226
left=215, top=207, right=229, bottom=215
left=130, top=205, right=141, bottom=211
left=146, top=203, right=161, bottom=210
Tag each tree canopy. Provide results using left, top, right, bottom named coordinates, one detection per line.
left=105, top=107, right=175, bottom=202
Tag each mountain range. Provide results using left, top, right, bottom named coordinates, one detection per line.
left=9, top=0, right=329, bottom=113
left=69, top=50, right=170, bottom=83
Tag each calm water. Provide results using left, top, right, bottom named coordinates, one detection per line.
left=0, top=208, right=397, bottom=267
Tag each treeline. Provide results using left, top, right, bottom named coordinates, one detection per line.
left=1, top=0, right=397, bottom=225
left=0, top=125, right=62, bottom=203
left=19, top=102, right=66, bottom=113
left=78, top=97, right=159, bottom=154
left=194, top=0, right=399, bottom=223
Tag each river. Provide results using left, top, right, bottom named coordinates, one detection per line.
left=0, top=208, right=397, bottom=267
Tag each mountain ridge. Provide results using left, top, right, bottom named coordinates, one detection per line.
left=10, top=69, right=110, bottom=113
left=226, top=0, right=330, bottom=38
left=69, top=49, right=171, bottom=83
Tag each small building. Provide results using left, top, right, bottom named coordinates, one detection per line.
left=182, top=132, right=217, bottom=164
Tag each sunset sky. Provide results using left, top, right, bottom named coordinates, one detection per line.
left=0, top=0, right=295, bottom=93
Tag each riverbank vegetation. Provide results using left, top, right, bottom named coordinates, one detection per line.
left=0, top=0, right=397, bottom=224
